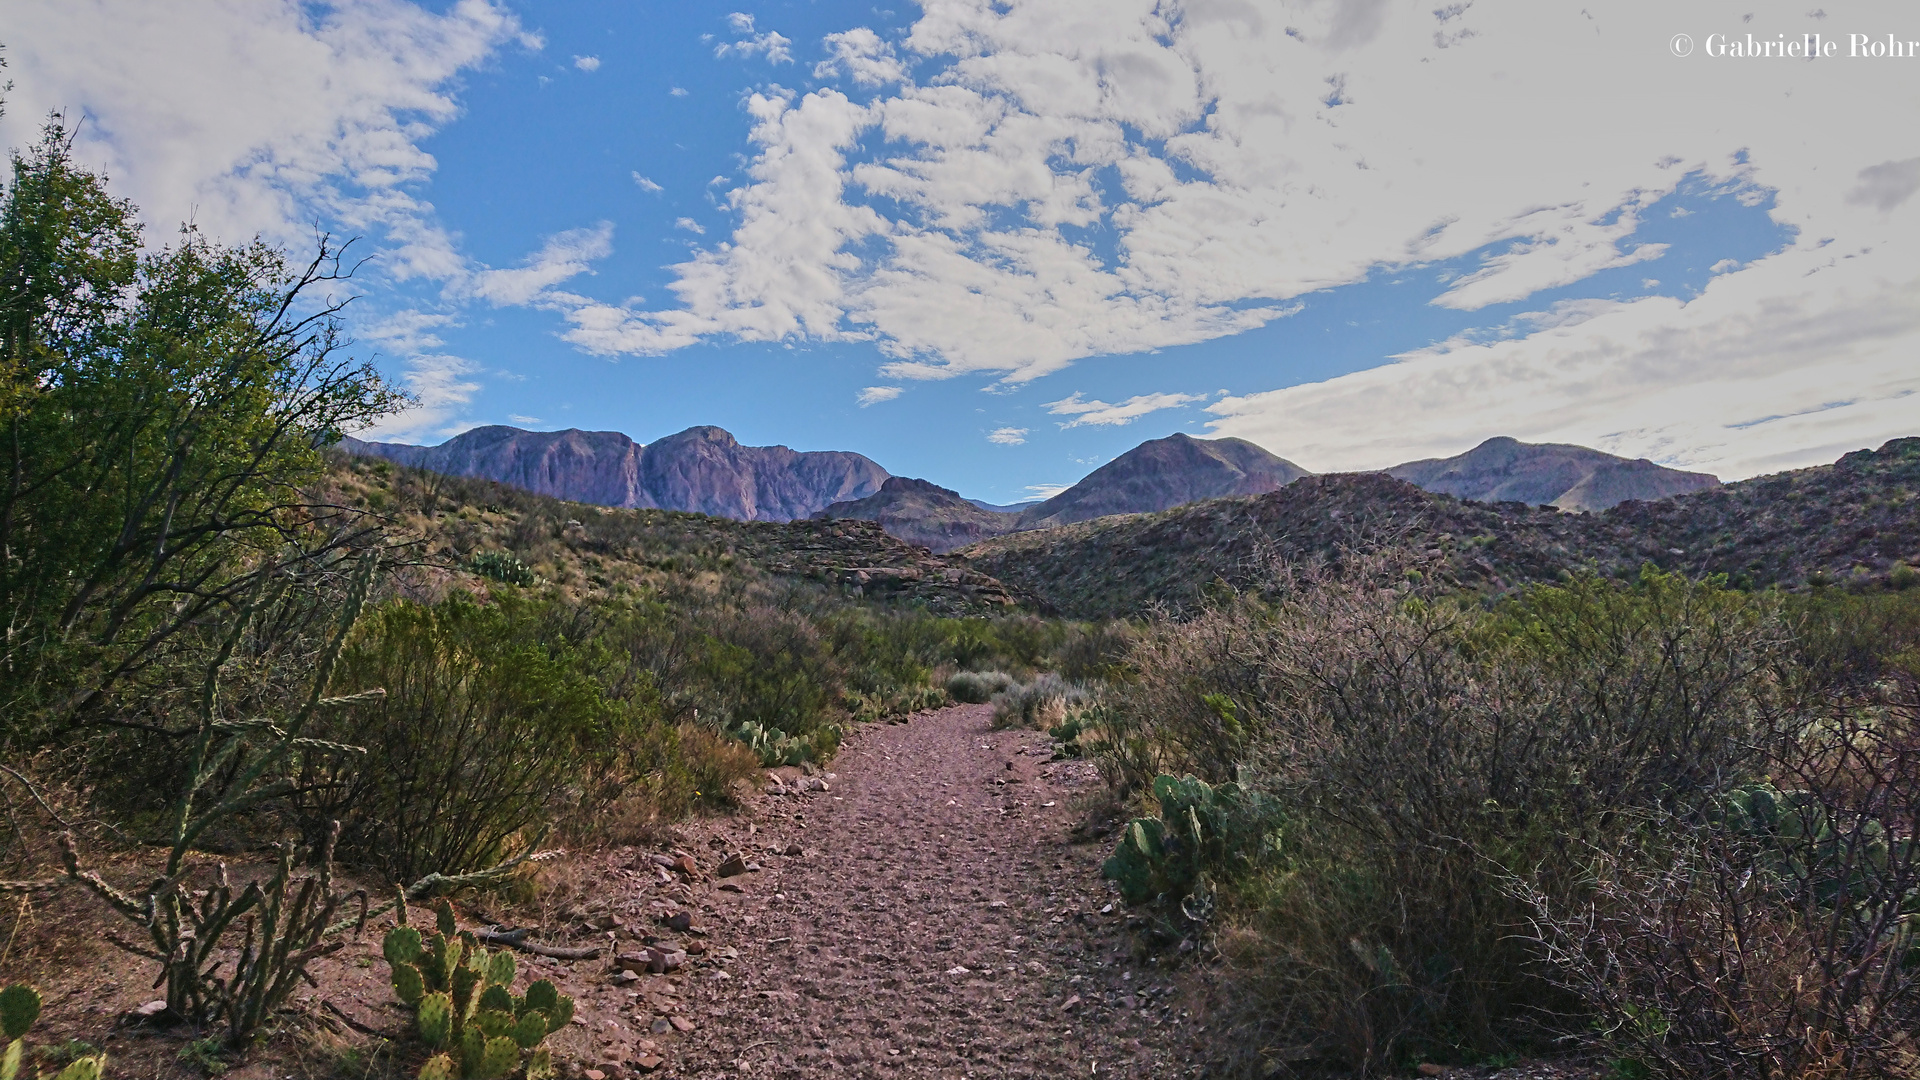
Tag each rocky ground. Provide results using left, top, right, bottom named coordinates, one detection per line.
left=6, top=702, right=1608, bottom=1080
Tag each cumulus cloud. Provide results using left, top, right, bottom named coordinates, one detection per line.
left=674, top=217, right=706, bottom=235
left=353, top=311, right=485, bottom=441
left=1045, top=391, right=1204, bottom=428
left=573, top=55, right=600, bottom=71
left=0, top=0, right=534, bottom=274
left=715, top=13, right=793, bottom=64
left=857, top=386, right=904, bottom=406
left=542, top=0, right=1920, bottom=478
left=815, top=28, right=908, bottom=86
left=461, top=222, right=614, bottom=306
left=987, top=427, right=1028, bottom=444
left=633, top=173, right=663, bottom=192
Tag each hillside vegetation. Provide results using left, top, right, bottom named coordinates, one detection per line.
left=962, top=439, right=1920, bottom=619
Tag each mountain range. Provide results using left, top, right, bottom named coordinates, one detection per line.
left=342, top=425, right=887, bottom=522
left=343, top=424, right=1720, bottom=551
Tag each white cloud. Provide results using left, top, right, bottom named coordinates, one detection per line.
left=987, top=426, right=1028, bottom=444
left=507, top=413, right=542, bottom=425
left=674, top=217, right=706, bottom=235
left=1023, top=483, right=1070, bottom=500
left=0, top=0, right=534, bottom=274
left=715, top=13, right=793, bottom=64
left=1045, top=391, right=1204, bottom=428
left=671, top=87, right=690, bottom=97
left=573, top=54, right=600, bottom=71
left=1206, top=247, right=1920, bottom=481
left=633, top=173, right=663, bottom=192
left=815, top=28, right=909, bottom=86
left=543, top=0, right=1920, bottom=479
left=857, top=386, right=904, bottom=406
left=462, top=223, right=614, bottom=306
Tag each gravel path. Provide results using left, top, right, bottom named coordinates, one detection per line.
left=666, top=704, right=1195, bottom=1079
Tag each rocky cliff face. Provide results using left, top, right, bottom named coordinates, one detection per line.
left=1386, top=436, right=1718, bottom=511
left=814, top=476, right=1020, bottom=553
left=1016, top=432, right=1312, bottom=529
left=341, top=425, right=888, bottom=522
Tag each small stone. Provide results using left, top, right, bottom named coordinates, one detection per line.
left=717, top=854, right=749, bottom=877
left=987, top=900, right=1008, bottom=909
left=132, top=1000, right=169, bottom=1019
left=1417, top=1066, right=1451, bottom=1077
left=1062, top=994, right=1081, bottom=1011
left=584, top=1070, right=607, bottom=1080
left=685, top=940, right=708, bottom=955
left=669, top=1016, right=695, bottom=1033
left=612, top=970, right=641, bottom=985
left=783, top=843, right=803, bottom=857
left=718, top=881, right=743, bottom=893
left=1100, top=903, right=1114, bottom=914
left=614, top=952, right=651, bottom=974
left=650, top=1018, right=672, bottom=1035
left=672, top=855, right=698, bottom=876
left=946, top=966, right=970, bottom=976
left=744, top=862, right=762, bottom=873
left=648, top=854, right=676, bottom=869
left=664, top=911, right=693, bottom=932
left=635, top=1056, right=664, bottom=1073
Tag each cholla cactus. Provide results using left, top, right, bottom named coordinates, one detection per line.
left=383, top=902, right=571, bottom=1080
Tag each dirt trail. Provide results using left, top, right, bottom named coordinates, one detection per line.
left=660, top=704, right=1196, bottom=1078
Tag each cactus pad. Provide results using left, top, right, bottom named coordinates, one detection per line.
left=417, top=1054, right=456, bottom=1080
left=0, top=986, right=40, bottom=1042
left=483, top=949, right=515, bottom=988
left=3, top=1037, right=22, bottom=1080
left=50, top=1057, right=103, bottom=1080
left=416, top=992, right=452, bottom=1049
left=524, top=1047, right=554, bottom=1080
left=391, top=962, right=425, bottom=1006
left=478, top=986, right=514, bottom=1015
left=510, top=1010, right=550, bottom=1050
left=471, top=1036, right=519, bottom=1080
left=521, top=980, right=558, bottom=1015
left=383, top=927, right=423, bottom=967
left=435, top=901, right=457, bottom=938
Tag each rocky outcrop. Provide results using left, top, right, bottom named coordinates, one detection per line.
left=1015, top=433, right=1311, bottom=529
left=1385, top=436, right=1717, bottom=511
left=342, top=425, right=888, bottom=522
left=813, top=477, right=1020, bottom=553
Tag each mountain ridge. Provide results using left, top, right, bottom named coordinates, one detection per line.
left=342, top=425, right=888, bottom=522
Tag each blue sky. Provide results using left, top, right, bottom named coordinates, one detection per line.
left=6, top=1, right=1919, bottom=503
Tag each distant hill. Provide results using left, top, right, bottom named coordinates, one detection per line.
left=1016, top=433, right=1312, bottom=529
left=958, top=438, right=1920, bottom=619
left=1386, top=436, right=1718, bottom=511
left=814, top=477, right=1020, bottom=554
left=342, top=425, right=888, bottom=522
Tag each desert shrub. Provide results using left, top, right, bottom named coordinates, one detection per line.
left=1054, top=620, right=1139, bottom=683
left=1524, top=683, right=1920, bottom=1080
left=302, top=594, right=642, bottom=881
left=691, top=605, right=842, bottom=743
left=466, top=550, right=538, bottom=586
left=946, top=670, right=1014, bottom=704
left=989, top=672, right=1092, bottom=729
left=1110, top=561, right=1787, bottom=1071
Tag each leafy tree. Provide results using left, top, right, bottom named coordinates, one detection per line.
left=0, top=119, right=403, bottom=741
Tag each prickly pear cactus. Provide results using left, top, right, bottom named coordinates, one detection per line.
left=1102, top=774, right=1242, bottom=914
left=385, top=906, right=577, bottom=1080
left=0, top=985, right=107, bottom=1080
left=0, top=986, right=39, bottom=1043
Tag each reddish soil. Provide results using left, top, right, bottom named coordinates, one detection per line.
left=666, top=702, right=1193, bottom=1079
left=1, top=705, right=1199, bottom=1080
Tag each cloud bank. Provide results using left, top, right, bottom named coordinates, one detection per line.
left=555, top=0, right=1920, bottom=477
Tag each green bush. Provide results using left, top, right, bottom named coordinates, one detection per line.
left=383, top=902, right=570, bottom=1080
left=1108, top=561, right=1787, bottom=1070
left=945, top=670, right=1013, bottom=704
left=303, top=594, right=643, bottom=880
left=465, top=551, right=538, bottom=587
